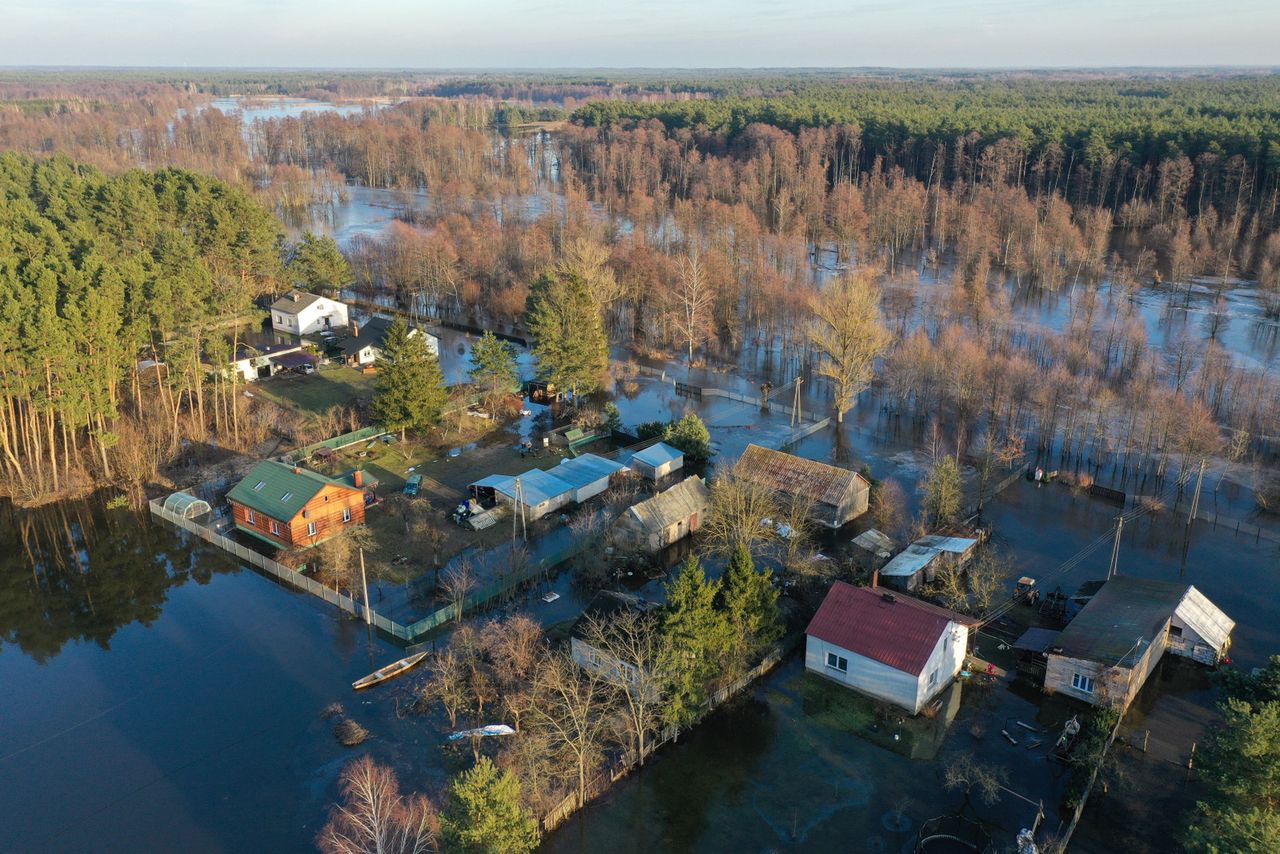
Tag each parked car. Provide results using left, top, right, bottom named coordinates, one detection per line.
left=404, top=474, right=422, bottom=496
left=294, top=363, right=316, bottom=375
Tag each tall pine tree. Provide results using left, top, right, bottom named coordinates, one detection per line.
left=526, top=270, right=608, bottom=398
left=720, top=544, right=783, bottom=669
left=659, top=557, right=732, bottom=727
left=371, top=318, right=447, bottom=438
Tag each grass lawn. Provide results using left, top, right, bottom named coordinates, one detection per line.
left=251, top=364, right=375, bottom=415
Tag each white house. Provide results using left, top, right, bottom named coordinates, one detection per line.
left=339, top=317, right=439, bottom=368
left=805, top=581, right=975, bottom=714
left=223, top=342, right=315, bottom=382
left=622, top=442, right=684, bottom=481
left=270, top=291, right=349, bottom=336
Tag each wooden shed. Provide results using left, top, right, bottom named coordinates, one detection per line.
left=613, top=477, right=711, bottom=553
left=737, top=444, right=869, bottom=528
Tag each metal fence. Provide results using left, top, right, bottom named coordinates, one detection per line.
left=148, top=499, right=413, bottom=641
left=289, top=426, right=387, bottom=462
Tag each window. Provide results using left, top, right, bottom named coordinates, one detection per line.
left=307, top=522, right=317, bottom=537
left=1072, top=673, right=1096, bottom=694
left=342, top=507, right=352, bottom=523
left=246, top=510, right=256, bottom=525
left=588, top=650, right=602, bottom=666
left=281, top=492, right=294, bottom=503
left=253, top=481, right=266, bottom=491
left=1169, top=625, right=1183, bottom=638
left=826, top=652, right=848, bottom=673
left=928, top=669, right=938, bottom=687
left=270, top=521, right=281, bottom=535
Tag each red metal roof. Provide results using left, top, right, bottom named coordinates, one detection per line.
left=805, top=582, right=975, bottom=676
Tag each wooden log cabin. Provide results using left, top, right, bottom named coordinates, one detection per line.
left=227, top=460, right=368, bottom=549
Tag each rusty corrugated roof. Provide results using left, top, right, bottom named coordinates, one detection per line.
left=738, top=444, right=867, bottom=506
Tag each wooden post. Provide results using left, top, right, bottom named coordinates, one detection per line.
left=1188, top=741, right=1197, bottom=769
left=1188, top=458, right=1206, bottom=526
left=359, top=547, right=371, bottom=626
left=1142, top=730, right=1149, bottom=752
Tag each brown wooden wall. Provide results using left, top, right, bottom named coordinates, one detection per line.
left=230, top=484, right=365, bottom=549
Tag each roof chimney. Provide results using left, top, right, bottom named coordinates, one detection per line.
left=354, top=470, right=364, bottom=488
left=351, top=321, right=359, bottom=337
left=871, top=569, right=879, bottom=589
left=293, top=466, right=302, bottom=474
left=291, top=291, right=300, bottom=302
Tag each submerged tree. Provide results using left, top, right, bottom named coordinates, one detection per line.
left=922, top=456, right=964, bottom=526
left=318, top=755, right=438, bottom=854
left=808, top=269, right=892, bottom=422
left=663, top=412, right=712, bottom=463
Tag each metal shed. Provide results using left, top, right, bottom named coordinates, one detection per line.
left=626, top=442, right=684, bottom=481
left=553, top=454, right=626, bottom=502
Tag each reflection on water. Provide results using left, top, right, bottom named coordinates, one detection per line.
left=0, top=496, right=422, bottom=853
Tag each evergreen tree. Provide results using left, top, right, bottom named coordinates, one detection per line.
left=659, top=557, right=732, bottom=727
left=720, top=544, right=782, bottom=668
left=601, top=402, right=623, bottom=434
left=288, top=232, right=353, bottom=296
left=526, top=270, right=609, bottom=398
left=371, top=318, right=447, bottom=438
left=441, top=756, right=540, bottom=854
left=468, top=330, right=520, bottom=407
left=663, top=412, right=712, bottom=463
left=923, top=456, right=963, bottom=525
left=1185, top=657, right=1280, bottom=854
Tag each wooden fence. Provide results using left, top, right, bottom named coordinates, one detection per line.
left=542, top=636, right=798, bottom=833
left=1056, top=711, right=1127, bottom=849
left=148, top=498, right=414, bottom=641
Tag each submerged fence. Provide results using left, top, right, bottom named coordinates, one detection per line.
left=149, top=498, right=414, bottom=641
left=542, top=635, right=800, bottom=833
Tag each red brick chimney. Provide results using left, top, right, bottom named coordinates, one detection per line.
left=871, top=569, right=879, bottom=589
left=292, top=466, right=302, bottom=474
left=353, top=470, right=363, bottom=488
left=351, top=320, right=360, bottom=337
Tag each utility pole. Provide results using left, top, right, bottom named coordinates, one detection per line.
left=359, top=547, right=371, bottom=625
left=512, top=478, right=527, bottom=542
left=791, top=378, right=804, bottom=427
left=1188, top=458, right=1206, bottom=526
left=1108, top=515, right=1125, bottom=580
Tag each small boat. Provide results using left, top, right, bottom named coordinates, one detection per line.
left=352, top=651, right=428, bottom=690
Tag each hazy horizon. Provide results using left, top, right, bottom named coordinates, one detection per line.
left=5, top=1, right=1278, bottom=69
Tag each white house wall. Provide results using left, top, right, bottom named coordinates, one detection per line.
left=805, top=635, right=923, bottom=713
left=913, top=624, right=968, bottom=712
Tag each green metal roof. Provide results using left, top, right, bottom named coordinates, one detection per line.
left=1054, top=576, right=1187, bottom=668
left=226, top=460, right=357, bottom=520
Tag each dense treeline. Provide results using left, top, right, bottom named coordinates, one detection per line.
left=0, top=154, right=283, bottom=502
left=573, top=77, right=1280, bottom=217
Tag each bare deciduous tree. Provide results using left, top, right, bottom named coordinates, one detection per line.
left=669, top=249, right=715, bottom=364
left=441, top=558, right=476, bottom=621
left=581, top=609, right=671, bottom=766
left=420, top=648, right=469, bottom=729
left=318, top=755, right=438, bottom=854
left=528, top=650, right=614, bottom=808
left=698, top=461, right=781, bottom=556
left=808, top=269, right=893, bottom=422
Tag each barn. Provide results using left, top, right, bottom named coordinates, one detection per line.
left=737, top=444, right=869, bottom=528
left=552, top=454, right=627, bottom=503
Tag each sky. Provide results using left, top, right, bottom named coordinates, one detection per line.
left=3, top=0, right=1278, bottom=69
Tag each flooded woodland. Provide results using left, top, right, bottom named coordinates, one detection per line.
left=2, top=76, right=1280, bottom=852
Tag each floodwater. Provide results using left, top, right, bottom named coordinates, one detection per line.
left=0, top=498, right=447, bottom=854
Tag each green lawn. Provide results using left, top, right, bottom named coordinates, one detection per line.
left=251, top=364, right=375, bottom=415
